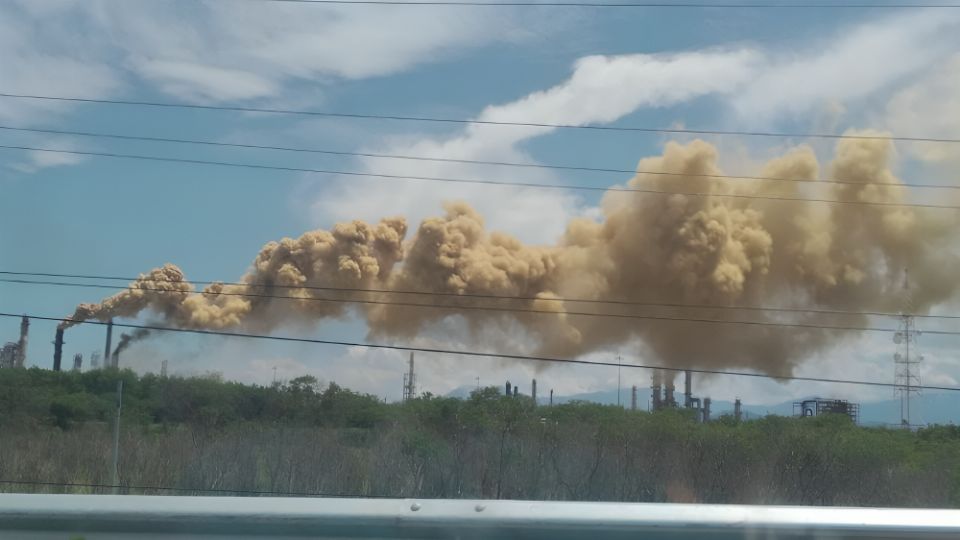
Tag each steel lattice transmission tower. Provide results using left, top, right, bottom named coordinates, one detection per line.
left=893, top=272, right=922, bottom=429
left=402, top=352, right=416, bottom=402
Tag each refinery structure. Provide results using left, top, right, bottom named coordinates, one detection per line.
left=2, top=316, right=142, bottom=374
left=0, top=314, right=875, bottom=426
left=649, top=369, right=717, bottom=422
left=0, top=316, right=28, bottom=369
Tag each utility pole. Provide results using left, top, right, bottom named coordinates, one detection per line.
left=111, top=379, right=123, bottom=494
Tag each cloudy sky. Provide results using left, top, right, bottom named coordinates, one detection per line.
left=1, top=1, right=959, bottom=417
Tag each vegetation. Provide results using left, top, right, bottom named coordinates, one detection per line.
left=1, top=368, right=959, bottom=507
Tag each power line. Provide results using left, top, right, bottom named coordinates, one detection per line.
left=3, top=270, right=957, bottom=321
left=0, top=277, right=927, bottom=334
left=0, top=92, right=955, bottom=144
left=3, top=124, right=958, bottom=191
left=3, top=143, right=957, bottom=211
left=0, top=479, right=387, bottom=499
left=4, top=312, right=960, bottom=391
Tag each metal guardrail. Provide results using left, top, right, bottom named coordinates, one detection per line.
left=1, top=494, right=960, bottom=539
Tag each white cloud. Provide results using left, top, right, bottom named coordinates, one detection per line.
left=6, top=138, right=88, bottom=173
left=310, top=8, right=960, bottom=241
left=729, top=8, right=960, bottom=124
left=480, top=49, right=760, bottom=131
left=311, top=48, right=759, bottom=243
left=885, top=53, right=960, bottom=164
left=0, top=0, right=527, bottom=121
left=137, top=60, right=279, bottom=103
left=0, top=3, right=121, bottom=124
left=90, top=0, right=524, bottom=101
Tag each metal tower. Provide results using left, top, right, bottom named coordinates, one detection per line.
left=402, top=352, right=416, bottom=402
left=893, top=272, right=922, bottom=428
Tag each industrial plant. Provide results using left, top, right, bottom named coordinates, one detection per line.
left=0, top=315, right=135, bottom=373
left=650, top=369, right=714, bottom=422
left=794, top=398, right=861, bottom=424
left=0, top=316, right=28, bottom=369
left=50, top=318, right=125, bottom=372
left=1, top=314, right=863, bottom=427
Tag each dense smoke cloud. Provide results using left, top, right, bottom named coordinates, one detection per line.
left=62, top=136, right=959, bottom=375
left=114, top=328, right=151, bottom=357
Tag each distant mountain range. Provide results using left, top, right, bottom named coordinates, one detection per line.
left=444, top=385, right=959, bottom=426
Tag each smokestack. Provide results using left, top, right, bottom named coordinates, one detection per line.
left=531, top=378, right=537, bottom=406
left=513, top=385, right=518, bottom=398
left=651, top=370, right=662, bottom=411
left=684, top=369, right=692, bottom=409
left=549, top=389, right=553, bottom=406
left=104, top=319, right=113, bottom=368
left=111, top=350, right=119, bottom=369
left=631, top=385, right=637, bottom=411
left=161, top=359, right=168, bottom=377
left=73, top=353, right=83, bottom=371
left=664, top=371, right=676, bottom=408
left=505, top=381, right=512, bottom=396
left=703, top=397, right=712, bottom=423
left=17, top=316, right=28, bottom=368
left=734, top=398, right=742, bottom=422
left=52, top=328, right=64, bottom=372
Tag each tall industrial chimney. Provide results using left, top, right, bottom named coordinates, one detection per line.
left=703, top=397, right=712, bottom=422
left=111, top=350, right=119, bottom=369
left=103, top=319, right=114, bottom=368
left=17, top=316, right=28, bottom=368
left=683, top=369, right=692, bottom=408
left=52, top=327, right=64, bottom=372
left=664, top=372, right=676, bottom=408
left=630, top=385, right=637, bottom=411
left=73, top=353, right=83, bottom=371
left=549, top=389, right=554, bottom=406
left=531, top=378, right=537, bottom=406
left=651, top=370, right=662, bottom=411
left=734, top=398, right=742, bottom=422
left=161, top=359, right=168, bottom=377
left=505, top=381, right=512, bottom=396
left=512, top=386, right=518, bottom=398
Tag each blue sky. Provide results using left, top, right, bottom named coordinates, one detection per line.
left=2, top=1, right=960, bottom=413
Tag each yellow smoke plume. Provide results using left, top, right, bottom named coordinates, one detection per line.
left=62, top=135, right=959, bottom=375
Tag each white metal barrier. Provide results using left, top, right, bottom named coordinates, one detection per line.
left=1, top=494, right=959, bottom=539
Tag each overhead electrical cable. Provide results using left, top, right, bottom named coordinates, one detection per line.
left=1, top=124, right=958, bottom=191
left=3, top=312, right=960, bottom=391
left=4, top=270, right=957, bottom=321
left=0, top=277, right=941, bottom=334
left=0, top=92, right=956, bottom=144
left=7, top=270, right=956, bottom=320
left=1, top=144, right=956, bottom=211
